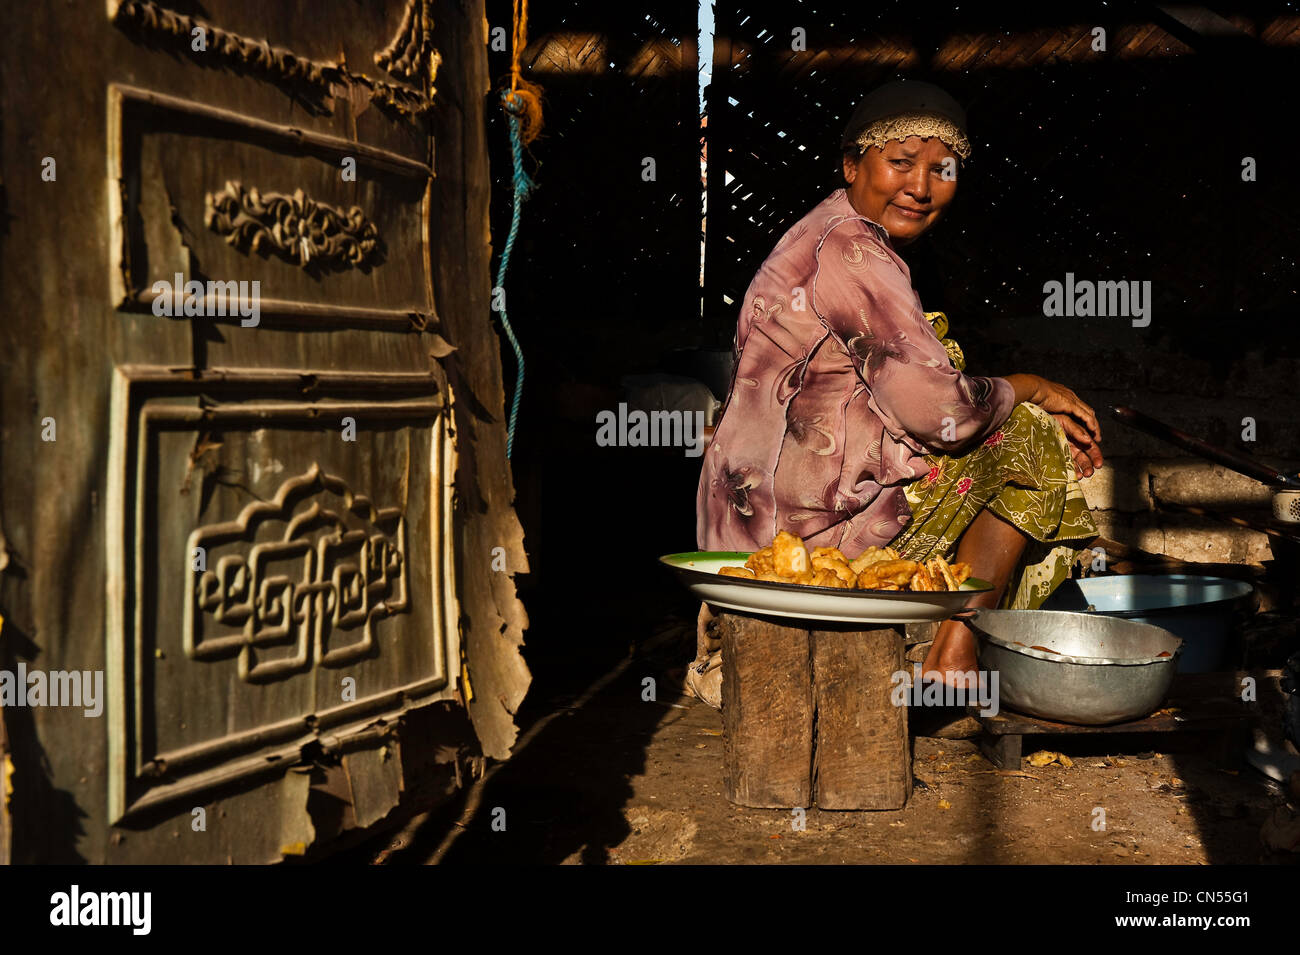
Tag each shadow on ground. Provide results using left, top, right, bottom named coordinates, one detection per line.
left=342, top=590, right=700, bottom=864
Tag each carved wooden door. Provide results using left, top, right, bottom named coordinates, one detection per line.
left=0, top=0, right=527, bottom=863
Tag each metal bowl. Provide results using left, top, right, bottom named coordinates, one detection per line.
left=1041, top=575, right=1254, bottom=672
left=964, top=608, right=1183, bottom=725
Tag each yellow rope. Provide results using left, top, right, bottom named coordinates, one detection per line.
left=503, top=0, right=543, bottom=144
left=510, top=0, right=527, bottom=90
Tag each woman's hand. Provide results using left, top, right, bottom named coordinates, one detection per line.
left=1003, top=374, right=1104, bottom=477
left=1053, top=413, right=1104, bottom=478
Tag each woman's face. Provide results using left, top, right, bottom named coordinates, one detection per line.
left=842, top=136, right=958, bottom=244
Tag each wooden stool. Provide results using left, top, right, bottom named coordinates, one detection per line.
left=973, top=671, right=1257, bottom=769
left=718, top=611, right=911, bottom=810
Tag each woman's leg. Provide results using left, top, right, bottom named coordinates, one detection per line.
left=921, top=507, right=1030, bottom=686
left=696, top=601, right=720, bottom=659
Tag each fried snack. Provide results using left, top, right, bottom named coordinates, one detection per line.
left=871, top=559, right=922, bottom=586
left=909, top=566, right=938, bottom=592
left=810, top=546, right=848, bottom=563
left=811, top=554, right=857, bottom=584
left=849, top=547, right=880, bottom=574
left=857, top=559, right=921, bottom=591
left=863, top=563, right=915, bottom=587
left=810, top=568, right=852, bottom=589
left=928, top=555, right=960, bottom=591
left=771, top=530, right=811, bottom=578
left=745, top=546, right=775, bottom=576
left=724, top=531, right=967, bottom=595
left=718, top=566, right=755, bottom=578
left=850, top=546, right=885, bottom=574
left=849, top=545, right=900, bottom=575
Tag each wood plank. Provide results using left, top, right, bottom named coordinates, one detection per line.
left=0, top=701, right=8, bottom=864
left=980, top=733, right=1022, bottom=770
left=811, top=626, right=910, bottom=810
left=342, top=741, right=404, bottom=829
left=977, top=669, right=1275, bottom=737
left=720, top=614, right=814, bottom=807
left=430, top=0, right=532, bottom=762
left=977, top=702, right=1251, bottom=736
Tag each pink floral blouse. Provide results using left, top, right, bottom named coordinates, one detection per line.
left=696, top=189, right=1015, bottom=554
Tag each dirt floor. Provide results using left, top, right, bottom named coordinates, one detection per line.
left=560, top=704, right=1273, bottom=865
left=349, top=616, right=1300, bottom=865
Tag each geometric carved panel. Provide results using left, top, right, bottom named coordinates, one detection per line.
left=186, top=464, right=409, bottom=683
left=106, top=366, right=457, bottom=822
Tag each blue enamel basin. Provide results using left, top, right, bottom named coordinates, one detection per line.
left=1041, top=575, right=1255, bottom=673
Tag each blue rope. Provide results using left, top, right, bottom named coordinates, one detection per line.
left=495, top=91, right=536, bottom=458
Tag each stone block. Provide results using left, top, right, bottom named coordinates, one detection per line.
left=1148, top=462, right=1274, bottom=508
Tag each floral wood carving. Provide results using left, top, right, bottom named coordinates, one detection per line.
left=204, top=181, right=383, bottom=272
left=108, top=0, right=434, bottom=117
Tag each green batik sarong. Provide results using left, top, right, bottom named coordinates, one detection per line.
left=887, top=314, right=1099, bottom=609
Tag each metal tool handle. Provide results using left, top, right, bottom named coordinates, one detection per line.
left=1110, top=405, right=1300, bottom=489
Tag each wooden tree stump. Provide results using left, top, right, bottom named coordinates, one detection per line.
left=719, top=612, right=911, bottom=811
left=720, top=614, right=814, bottom=807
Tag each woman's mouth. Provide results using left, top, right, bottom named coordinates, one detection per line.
left=891, top=204, right=927, bottom=220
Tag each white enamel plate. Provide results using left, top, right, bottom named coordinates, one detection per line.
left=660, top=552, right=993, bottom=624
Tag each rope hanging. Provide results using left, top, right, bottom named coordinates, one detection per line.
left=495, top=0, right=542, bottom=458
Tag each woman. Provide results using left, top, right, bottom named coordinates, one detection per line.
left=689, top=80, right=1102, bottom=706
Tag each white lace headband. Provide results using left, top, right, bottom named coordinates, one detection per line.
left=854, top=113, right=972, bottom=162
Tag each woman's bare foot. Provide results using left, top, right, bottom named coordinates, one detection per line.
left=921, top=618, right=980, bottom=689
left=686, top=602, right=724, bottom=709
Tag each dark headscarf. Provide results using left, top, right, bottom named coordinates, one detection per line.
left=840, top=80, right=971, bottom=161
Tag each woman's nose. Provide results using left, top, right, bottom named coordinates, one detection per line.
left=905, top=168, right=930, bottom=201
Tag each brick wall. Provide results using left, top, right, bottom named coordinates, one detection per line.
left=978, top=314, right=1300, bottom=567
